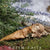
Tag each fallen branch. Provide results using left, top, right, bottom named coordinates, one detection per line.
left=0, top=23, right=50, bottom=41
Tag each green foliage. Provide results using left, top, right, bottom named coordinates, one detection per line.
left=21, top=3, right=29, bottom=8
left=0, top=0, right=17, bottom=19
left=0, top=0, right=24, bottom=38
left=0, top=16, right=25, bottom=38
left=25, top=12, right=34, bottom=16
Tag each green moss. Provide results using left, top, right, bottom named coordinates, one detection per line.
left=0, top=36, right=50, bottom=50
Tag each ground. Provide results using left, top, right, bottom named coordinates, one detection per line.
left=0, top=35, right=50, bottom=50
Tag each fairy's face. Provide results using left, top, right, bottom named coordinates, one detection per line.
left=31, top=23, right=44, bottom=33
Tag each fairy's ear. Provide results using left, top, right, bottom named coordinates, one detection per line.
left=32, top=23, right=33, bottom=25
left=32, top=23, right=39, bottom=25
left=32, top=23, right=35, bottom=25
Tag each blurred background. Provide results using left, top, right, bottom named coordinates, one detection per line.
left=12, top=0, right=50, bottom=13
